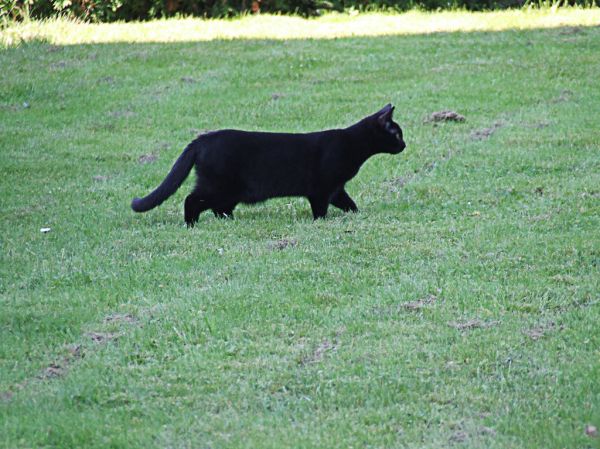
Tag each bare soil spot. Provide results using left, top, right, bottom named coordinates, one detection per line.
left=155, top=142, right=171, bottom=152
left=449, top=431, right=468, bottom=443
left=40, top=363, right=65, bottom=379
left=86, top=331, right=121, bottom=343
left=66, top=344, right=82, bottom=358
left=426, top=110, right=466, bottom=123
left=523, top=322, right=563, bottom=340
left=138, top=154, right=157, bottom=164
left=553, top=89, right=573, bottom=103
left=301, top=339, right=338, bottom=365
left=402, top=294, right=438, bottom=311
left=386, top=174, right=415, bottom=193
left=104, top=313, right=137, bottom=324
left=269, top=238, right=298, bottom=250
left=471, top=121, right=504, bottom=140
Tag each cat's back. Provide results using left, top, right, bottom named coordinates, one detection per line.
left=196, top=128, right=341, bottom=163
left=199, top=128, right=319, bottom=146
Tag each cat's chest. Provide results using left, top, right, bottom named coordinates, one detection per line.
left=325, top=154, right=362, bottom=182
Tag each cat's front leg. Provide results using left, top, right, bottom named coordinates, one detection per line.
left=308, top=195, right=330, bottom=220
left=330, top=189, right=358, bottom=213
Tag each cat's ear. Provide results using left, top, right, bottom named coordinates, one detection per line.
left=377, top=104, right=395, bottom=127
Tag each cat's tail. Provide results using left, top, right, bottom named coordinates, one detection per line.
left=131, top=140, right=198, bottom=213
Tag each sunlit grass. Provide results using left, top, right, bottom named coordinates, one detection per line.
left=2, top=8, right=600, bottom=46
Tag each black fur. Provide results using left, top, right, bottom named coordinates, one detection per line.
left=131, top=104, right=406, bottom=226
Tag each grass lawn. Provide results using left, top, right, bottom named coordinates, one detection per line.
left=1, top=10, right=600, bottom=448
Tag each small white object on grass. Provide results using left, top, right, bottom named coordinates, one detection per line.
left=40, top=227, right=51, bottom=233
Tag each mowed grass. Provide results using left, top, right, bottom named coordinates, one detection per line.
left=1, top=12, right=600, bottom=448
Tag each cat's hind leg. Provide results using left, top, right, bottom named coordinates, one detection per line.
left=330, top=188, right=358, bottom=213
left=209, top=183, right=240, bottom=219
left=308, top=195, right=330, bottom=220
left=212, top=204, right=236, bottom=219
left=184, top=192, right=211, bottom=227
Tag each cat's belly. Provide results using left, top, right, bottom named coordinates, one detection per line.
left=240, top=180, right=309, bottom=204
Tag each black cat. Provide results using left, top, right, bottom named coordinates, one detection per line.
left=131, top=104, right=406, bottom=226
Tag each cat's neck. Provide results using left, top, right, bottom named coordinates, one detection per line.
left=344, top=119, right=379, bottom=162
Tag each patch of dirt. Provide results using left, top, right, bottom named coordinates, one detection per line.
left=448, top=319, right=499, bottom=331
left=552, top=89, right=573, bottom=103
left=37, top=341, right=87, bottom=381
left=471, top=121, right=504, bottom=140
left=155, top=142, right=171, bottom=152
left=449, top=431, right=468, bottom=443
left=385, top=174, right=415, bottom=193
left=478, top=426, right=496, bottom=436
left=523, top=322, right=563, bottom=340
left=66, top=344, right=82, bottom=358
left=40, top=363, right=65, bottom=379
left=104, top=313, right=137, bottom=324
left=401, top=294, right=438, bottom=311
left=180, top=76, right=198, bottom=83
left=5, top=314, right=140, bottom=398
left=93, top=175, right=109, bottom=182
left=301, top=339, right=338, bottom=365
left=86, top=332, right=121, bottom=343
left=426, top=110, right=466, bottom=123
left=138, top=154, right=157, bottom=164
left=268, top=238, right=298, bottom=250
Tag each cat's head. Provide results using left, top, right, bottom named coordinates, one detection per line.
left=373, top=104, right=406, bottom=154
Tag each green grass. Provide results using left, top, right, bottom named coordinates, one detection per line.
left=1, top=11, right=600, bottom=449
